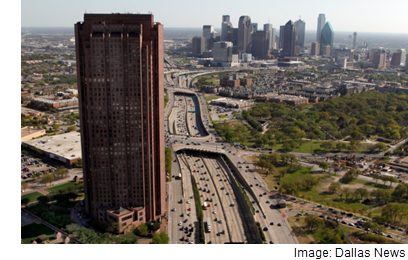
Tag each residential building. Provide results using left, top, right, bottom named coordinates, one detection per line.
left=192, top=36, right=205, bottom=56
left=74, top=14, right=165, bottom=233
left=294, top=19, right=305, bottom=48
left=238, top=16, right=252, bottom=53
left=283, top=20, right=296, bottom=58
left=316, top=14, right=326, bottom=42
left=320, top=22, right=334, bottom=55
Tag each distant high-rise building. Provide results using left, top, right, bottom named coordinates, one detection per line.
left=390, top=49, right=406, bottom=66
left=279, top=25, right=285, bottom=49
left=353, top=32, right=357, bottom=49
left=294, top=19, right=305, bottom=48
left=373, top=49, right=387, bottom=68
left=316, top=14, right=326, bottom=42
left=232, top=28, right=239, bottom=46
left=251, top=31, right=268, bottom=59
left=295, top=45, right=300, bottom=56
left=399, top=49, right=406, bottom=66
left=203, top=25, right=214, bottom=50
left=222, top=21, right=233, bottom=41
left=263, top=23, right=276, bottom=50
left=320, top=22, right=334, bottom=55
left=74, top=14, right=165, bottom=232
left=223, top=15, right=230, bottom=22
left=311, top=42, right=320, bottom=55
left=321, top=45, right=331, bottom=56
left=406, top=54, right=408, bottom=69
left=283, top=20, right=296, bottom=57
left=192, top=36, right=206, bottom=56
left=212, top=41, right=239, bottom=67
left=238, top=16, right=252, bottom=53
left=251, top=23, right=258, bottom=34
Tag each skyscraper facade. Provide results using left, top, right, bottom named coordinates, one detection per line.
left=373, top=49, right=387, bottom=68
left=283, top=20, right=296, bottom=57
left=74, top=14, right=165, bottom=232
left=320, top=22, right=334, bottom=55
left=192, top=36, right=205, bottom=56
left=222, top=15, right=230, bottom=22
left=279, top=25, right=285, bottom=49
left=263, top=23, right=276, bottom=50
left=238, top=16, right=252, bottom=53
left=251, top=23, right=258, bottom=34
left=311, top=42, right=320, bottom=55
left=316, top=14, right=326, bottom=42
left=221, top=20, right=233, bottom=41
left=294, top=19, right=305, bottom=48
left=251, top=31, right=268, bottom=59
left=203, top=25, right=214, bottom=50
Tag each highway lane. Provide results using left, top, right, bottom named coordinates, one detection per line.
left=186, top=154, right=229, bottom=244
left=168, top=156, right=186, bottom=244
left=204, top=156, right=246, bottom=243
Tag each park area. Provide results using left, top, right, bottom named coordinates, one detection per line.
left=21, top=223, right=55, bottom=244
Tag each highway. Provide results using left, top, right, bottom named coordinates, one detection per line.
left=182, top=152, right=247, bottom=243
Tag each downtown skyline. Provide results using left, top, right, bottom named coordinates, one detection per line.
left=21, top=0, right=408, bottom=34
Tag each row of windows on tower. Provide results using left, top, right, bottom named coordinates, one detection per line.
left=92, top=25, right=140, bottom=32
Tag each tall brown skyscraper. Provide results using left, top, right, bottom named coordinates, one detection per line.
left=74, top=14, right=165, bottom=232
left=238, top=15, right=251, bottom=53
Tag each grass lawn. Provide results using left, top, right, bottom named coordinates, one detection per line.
left=21, top=191, right=43, bottom=203
left=210, top=79, right=220, bottom=84
left=204, top=95, right=220, bottom=101
left=220, top=114, right=227, bottom=119
left=21, top=223, right=55, bottom=244
left=46, top=181, right=77, bottom=193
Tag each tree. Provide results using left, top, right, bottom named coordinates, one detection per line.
left=343, top=188, right=352, bottom=200
left=21, top=181, right=29, bottom=191
left=37, top=195, right=50, bottom=205
left=106, top=222, right=120, bottom=234
left=53, top=124, right=60, bottom=130
left=381, top=203, right=403, bottom=223
left=328, top=182, right=342, bottom=194
left=67, top=126, right=76, bottom=132
left=355, top=188, right=369, bottom=200
left=319, top=161, right=329, bottom=172
left=225, top=132, right=234, bottom=143
left=21, top=198, right=30, bottom=208
left=41, top=173, right=54, bottom=186
left=304, top=214, right=324, bottom=231
left=151, top=232, right=169, bottom=244
left=375, top=142, right=387, bottom=152
left=134, top=223, right=149, bottom=237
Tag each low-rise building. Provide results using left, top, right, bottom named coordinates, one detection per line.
left=21, top=126, right=46, bottom=143
left=22, top=132, right=82, bottom=166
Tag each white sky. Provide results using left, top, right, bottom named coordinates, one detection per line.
left=21, top=0, right=408, bottom=34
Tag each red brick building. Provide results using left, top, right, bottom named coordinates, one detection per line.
left=75, top=14, right=165, bottom=232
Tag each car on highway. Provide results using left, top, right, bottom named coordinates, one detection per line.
left=270, top=222, right=274, bottom=225
left=277, top=223, right=281, bottom=226
left=172, top=207, right=176, bottom=211
left=178, top=222, right=182, bottom=226
left=263, top=227, right=268, bottom=231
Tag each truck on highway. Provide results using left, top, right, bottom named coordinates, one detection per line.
left=203, top=202, right=208, bottom=210
left=206, top=217, right=211, bottom=233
